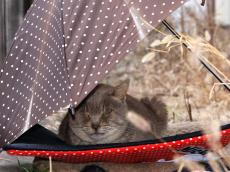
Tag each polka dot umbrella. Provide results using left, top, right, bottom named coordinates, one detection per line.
left=0, top=0, right=195, bottom=148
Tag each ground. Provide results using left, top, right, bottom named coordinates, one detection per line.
left=0, top=151, right=33, bottom=172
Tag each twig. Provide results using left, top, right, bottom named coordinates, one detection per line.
left=173, top=112, right=176, bottom=123
left=209, top=83, right=230, bottom=100
left=49, top=156, right=53, bottom=172
left=177, top=162, right=185, bottom=172
left=0, top=157, right=14, bottom=162
left=206, top=152, right=222, bottom=172
left=152, top=76, right=171, bottom=92
left=183, top=90, right=193, bottom=122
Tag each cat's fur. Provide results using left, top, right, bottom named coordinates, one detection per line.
left=58, top=80, right=168, bottom=145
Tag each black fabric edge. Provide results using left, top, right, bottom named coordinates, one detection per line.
left=3, top=124, right=230, bottom=152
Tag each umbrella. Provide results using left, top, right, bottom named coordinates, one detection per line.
left=0, top=0, right=225, bottom=148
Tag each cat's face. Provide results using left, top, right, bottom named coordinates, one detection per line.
left=69, top=81, right=129, bottom=144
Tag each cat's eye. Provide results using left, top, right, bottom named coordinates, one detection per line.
left=85, top=113, right=91, bottom=120
left=103, top=110, right=112, bottom=118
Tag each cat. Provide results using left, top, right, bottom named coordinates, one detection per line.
left=34, top=80, right=169, bottom=172
left=58, top=80, right=168, bottom=145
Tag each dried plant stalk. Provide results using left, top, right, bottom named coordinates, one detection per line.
left=209, top=83, right=230, bottom=100
left=49, top=156, right=53, bottom=172
left=148, top=31, right=230, bottom=96
left=126, top=111, right=152, bottom=133
left=174, top=155, right=205, bottom=172
left=206, top=152, right=222, bottom=172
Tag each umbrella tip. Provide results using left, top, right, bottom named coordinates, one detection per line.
left=68, top=105, right=76, bottom=120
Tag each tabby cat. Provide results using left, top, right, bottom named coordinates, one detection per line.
left=58, top=80, right=168, bottom=144
left=34, top=80, right=169, bottom=172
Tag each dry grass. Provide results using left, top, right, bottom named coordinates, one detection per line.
left=174, top=119, right=230, bottom=172
left=105, top=18, right=230, bottom=126
left=104, top=3, right=230, bottom=171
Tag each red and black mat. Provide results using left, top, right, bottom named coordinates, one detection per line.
left=3, top=124, right=230, bottom=163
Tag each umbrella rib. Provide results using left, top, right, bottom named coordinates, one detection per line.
left=162, top=20, right=230, bottom=93
left=58, top=0, right=72, bottom=106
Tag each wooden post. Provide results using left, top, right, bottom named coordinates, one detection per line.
left=0, top=0, right=25, bottom=63
left=5, top=0, right=24, bottom=53
left=0, top=0, right=6, bottom=62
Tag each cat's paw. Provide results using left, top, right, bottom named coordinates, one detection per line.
left=80, top=165, right=106, bottom=172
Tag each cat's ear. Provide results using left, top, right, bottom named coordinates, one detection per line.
left=114, top=79, right=130, bottom=100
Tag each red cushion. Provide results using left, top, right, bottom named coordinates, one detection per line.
left=6, top=128, right=230, bottom=163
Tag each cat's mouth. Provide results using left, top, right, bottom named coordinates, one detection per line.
left=90, top=132, right=105, bottom=138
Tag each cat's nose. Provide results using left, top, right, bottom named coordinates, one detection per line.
left=91, top=123, right=100, bottom=131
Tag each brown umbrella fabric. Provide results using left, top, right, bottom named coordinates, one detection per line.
left=0, top=0, right=188, bottom=148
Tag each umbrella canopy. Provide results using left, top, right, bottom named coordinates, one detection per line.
left=0, top=0, right=189, bottom=148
